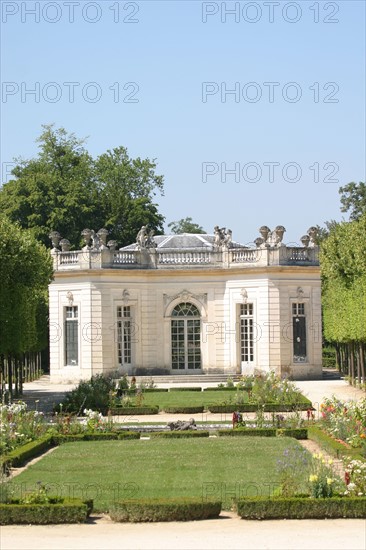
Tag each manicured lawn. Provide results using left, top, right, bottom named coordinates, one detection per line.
left=8, top=437, right=310, bottom=511
left=118, top=390, right=311, bottom=410
left=129, top=390, right=249, bottom=408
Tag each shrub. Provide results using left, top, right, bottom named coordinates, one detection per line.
left=163, top=406, right=204, bottom=414
left=109, top=497, right=221, bottom=522
left=149, top=431, right=209, bottom=438
left=57, top=374, right=115, bottom=415
left=0, top=499, right=91, bottom=525
left=235, top=496, right=366, bottom=519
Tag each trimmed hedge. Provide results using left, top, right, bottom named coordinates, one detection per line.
left=218, top=428, right=277, bottom=437
left=109, top=406, right=159, bottom=415
left=1, top=435, right=54, bottom=472
left=208, top=402, right=312, bottom=413
left=149, top=430, right=210, bottom=438
left=141, top=388, right=169, bottom=393
left=52, top=432, right=140, bottom=443
left=163, top=406, right=204, bottom=414
left=0, top=498, right=91, bottom=525
left=125, top=388, right=169, bottom=395
left=217, top=428, right=308, bottom=438
left=118, top=432, right=141, bottom=440
left=109, top=497, right=221, bottom=522
left=203, top=387, right=239, bottom=392
left=308, top=426, right=363, bottom=459
left=278, top=428, right=308, bottom=439
left=235, top=496, right=366, bottom=519
left=169, top=387, right=202, bottom=392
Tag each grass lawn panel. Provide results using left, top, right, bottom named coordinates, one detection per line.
left=7, top=437, right=306, bottom=512
left=135, top=390, right=250, bottom=409
left=124, top=390, right=310, bottom=410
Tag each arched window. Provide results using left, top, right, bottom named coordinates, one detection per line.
left=171, top=302, right=201, bottom=370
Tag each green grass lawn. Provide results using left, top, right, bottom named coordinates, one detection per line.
left=128, top=390, right=250, bottom=408
left=7, top=437, right=310, bottom=511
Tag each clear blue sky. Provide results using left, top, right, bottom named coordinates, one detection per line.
left=1, top=0, right=365, bottom=244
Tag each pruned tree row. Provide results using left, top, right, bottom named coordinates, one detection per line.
left=321, top=213, right=366, bottom=383
left=0, top=215, right=53, bottom=400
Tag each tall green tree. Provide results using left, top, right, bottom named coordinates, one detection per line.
left=0, top=125, right=165, bottom=248
left=168, top=217, right=205, bottom=234
left=0, top=215, right=53, bottom=397
left=339, top=181, right=366, bottom=221
left=321, top=214, right=366, bottom=383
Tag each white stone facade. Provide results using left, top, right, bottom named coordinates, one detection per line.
left=48, top=227, right=322, bottom=382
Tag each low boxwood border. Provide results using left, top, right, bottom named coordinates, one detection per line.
left=149, top=430, right=210, bottom=438
left=52, top=432, right=140, bottom=444
left=278, top=428, right=308, bottom=439
left=169, top=387, right=202, bottom=392
left=1, top=435, right=54, bottom=472
left=141, top=388, right=169, bottom=393
left=0, top=498, right=92, bottom=525
left=218, top=428, right=277, bottom=437
left=235, top=496, right=366, bottom=519
left=203, top=387, right=239, bottom=392
left=163, top=406, right=204, bottom=414
left=109, top=406, right=159, bottom=415
left=209, top=402, right=312, bottom=413
left=109, top=497, right=221, bottom=522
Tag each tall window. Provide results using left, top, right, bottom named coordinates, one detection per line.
left=171, top=303, right=201, bottom=370
left=65, top=306, right=78, bottom=366
left=117, top=306, right=132, bottom=366
left=292, top=303, right=307, bottom=362
left=240, top=303, right=254, bottom=363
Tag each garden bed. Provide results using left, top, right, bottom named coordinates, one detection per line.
left=308, top=426, right=364, bottom=459
left=235, top=496, right=366, bottom=519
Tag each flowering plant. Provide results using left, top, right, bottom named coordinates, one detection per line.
left=308, top=453, right=337, bottom=498
left=320, top=396, right=366, bottom=447
left=276, top=445, right=312, bottom=496
left=0, top=402, right=47, bottom=454
left=343, top=459, right=366, bottom=497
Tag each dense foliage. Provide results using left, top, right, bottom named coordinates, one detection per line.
left=321, top=214, right=366, bottom=383
left=0, top=125, right=165, bottom=248
left=0, top=215, right=53, bottom=398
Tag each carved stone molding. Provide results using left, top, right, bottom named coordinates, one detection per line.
left=66, top=291, right=74, bottom=306
left=122, top=289, right=130, bottom=305
left=163, top=289, right=207, bottom=315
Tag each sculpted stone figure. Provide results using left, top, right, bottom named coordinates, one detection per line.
left=167, top=418, right=197, bottom=431
left=136, top=226, right=147, bottom=249
left=214, top=226, right=232, bottom=249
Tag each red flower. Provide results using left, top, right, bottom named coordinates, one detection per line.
left=345, top=471, right=351, bottom=486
